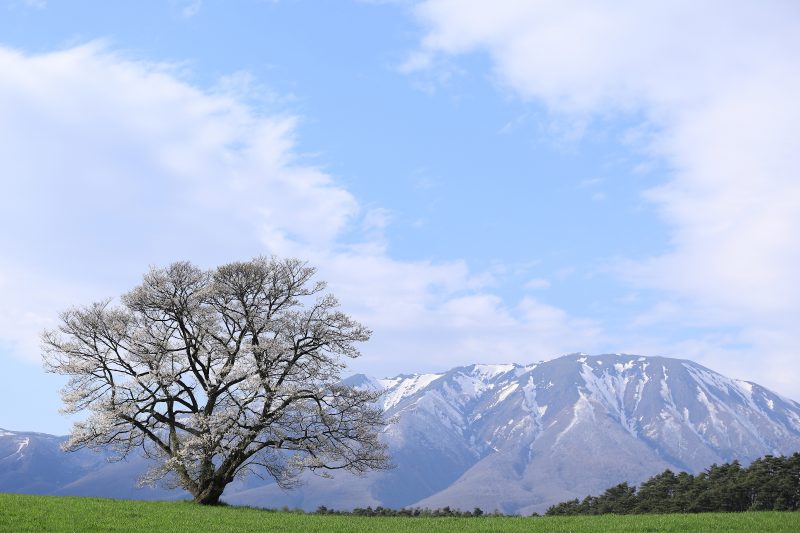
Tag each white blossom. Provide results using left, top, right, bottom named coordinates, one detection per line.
left=43, top=257, right=390, bottom=504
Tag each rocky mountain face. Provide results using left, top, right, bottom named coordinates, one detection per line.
left=3, top=354, right=800, bottom=514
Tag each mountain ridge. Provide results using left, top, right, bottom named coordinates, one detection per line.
left=3, top=353, right=799, bottom=514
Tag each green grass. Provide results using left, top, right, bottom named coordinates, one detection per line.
left=0, top=493, right=797, bottom=532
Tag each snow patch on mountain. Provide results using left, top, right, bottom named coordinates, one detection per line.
left=450, top=373, right=489, bottom=402
left=495, top=382, right=518, bottom=404
left=471, top=364, right=516, bottom=380
left=579, top=361, right=638, bottom=437
left=0, top=435, right=30, bottom=462
left=379, top=373, right=444, bottom=410
left=555, top=390, right=594, bottom=445
left=14, top=438, right=29, bottom=458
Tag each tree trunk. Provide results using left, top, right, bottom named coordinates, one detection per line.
left=193, top=479, right=226, bottom=505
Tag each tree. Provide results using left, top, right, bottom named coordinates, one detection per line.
left=635, top=469, right=678, bottom=513
left=42, top=257, right=391, bottom=505
left=545, top=498, right=581, bottom=516
left=595, top=482, right=637, bottom=514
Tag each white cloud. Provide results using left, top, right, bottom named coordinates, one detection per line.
left=591, top=191, right=606, bottom=202
left=0, top=263, right=94, bottom=363
left=524, top=278, right=550, bottom=290
left=181, top=0, right=202, bottom=18
left=23, top=0, right=46, bottom=9
left=408, top=0, right=800, bottom=398
left=0, top=42, right=356, bottom=363
left=577, top=177, right=603, bottom=189
left=0, top=42, right=603, bottom=384
left=247, top=237, right=606, bottom=374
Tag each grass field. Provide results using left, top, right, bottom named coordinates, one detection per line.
left=0, top=493, right=797, bottom=532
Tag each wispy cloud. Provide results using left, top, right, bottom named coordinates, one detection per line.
left=406, top=0, right=800, bottom=396
left=0, top=42, right=604, bottom=380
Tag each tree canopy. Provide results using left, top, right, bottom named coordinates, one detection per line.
left=43, top=257, right=391, bottom=504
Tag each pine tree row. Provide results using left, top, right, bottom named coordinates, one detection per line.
left=546, top=453, right=800, bottom=515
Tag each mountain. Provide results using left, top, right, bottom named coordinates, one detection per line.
left=3, top=354, right=800, bottom=514
left=384, top=354, right=800, bottom=514
left=0, top=428, right=183, bottom=500
left=0, top=429, right=100, bottom=494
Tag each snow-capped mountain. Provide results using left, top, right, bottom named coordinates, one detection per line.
left=219, top=354, right=800, bottom=513
left=3, top=354, right=800, bottom=514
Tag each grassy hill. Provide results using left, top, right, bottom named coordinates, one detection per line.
left=0, top=493, right=796, bottom=532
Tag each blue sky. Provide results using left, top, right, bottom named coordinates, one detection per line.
left=2, top=0, right=799, bottom=434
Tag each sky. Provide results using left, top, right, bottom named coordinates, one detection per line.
left=1, top=0, right=799, bottom=435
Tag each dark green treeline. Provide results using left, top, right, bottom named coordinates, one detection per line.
left=546, top=453, right=800, bottom=515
